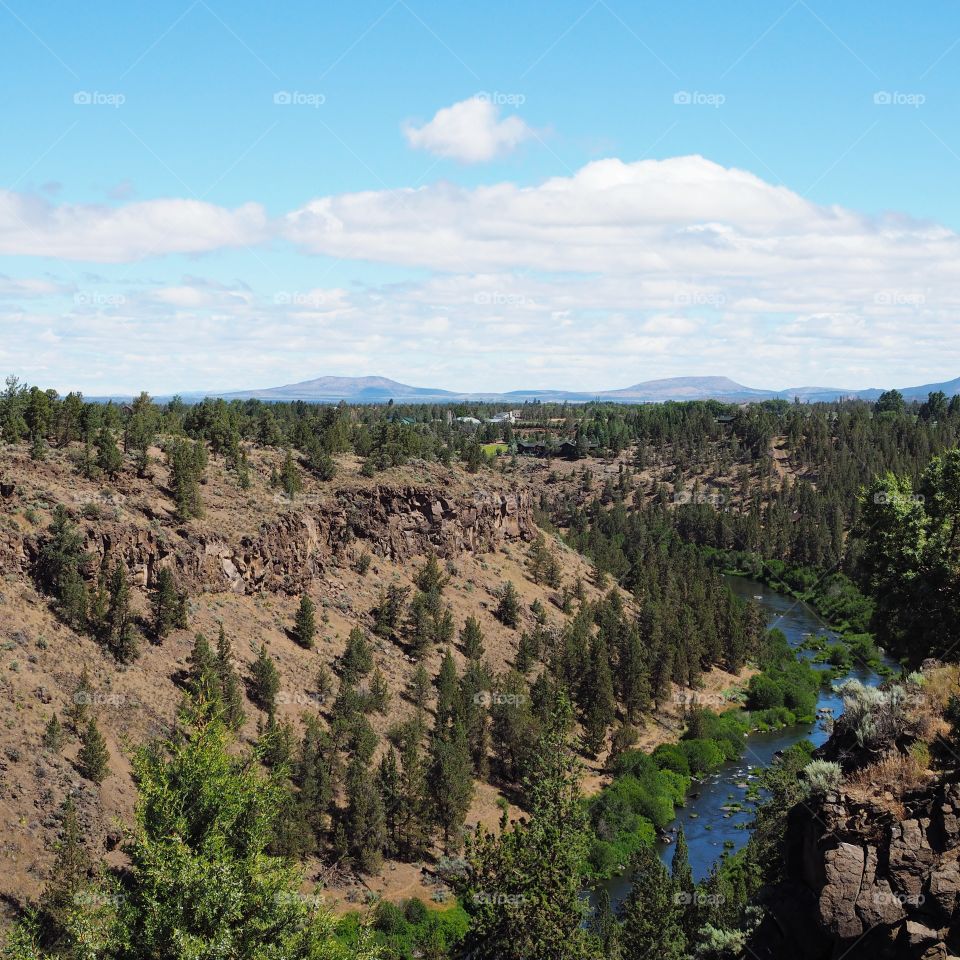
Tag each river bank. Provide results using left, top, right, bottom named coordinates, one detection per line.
left=597, top=575, right=897, bottom=909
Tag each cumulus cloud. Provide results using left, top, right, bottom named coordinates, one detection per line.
left=0, top=192, right=268, bottom=262
left=403, top=97, right=535, bottom=163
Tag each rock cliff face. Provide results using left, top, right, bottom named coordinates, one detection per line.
left=1, top=484, right=534, bottom=594
left=761, top=783, right=960, bottom=960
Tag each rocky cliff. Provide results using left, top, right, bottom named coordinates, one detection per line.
left=1, top=483, right=535, bottom=595
left=760, top=782, right=960, bottom=960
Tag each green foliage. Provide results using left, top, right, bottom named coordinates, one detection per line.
left=495, top=581, right=521, bottom=629
left=151, top=566, right=188, bottom=642
left=250, top=643, right=281, bottom=714
left=293, top=595, right=317, bottom=649
left=77, top=718, right=110, bottom=784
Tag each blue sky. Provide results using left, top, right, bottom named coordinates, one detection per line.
left=2, top=0, right=959, bottom=394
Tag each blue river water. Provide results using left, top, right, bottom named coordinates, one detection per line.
left=599, top=575, right=894, bottom=910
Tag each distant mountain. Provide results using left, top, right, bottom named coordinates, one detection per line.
left=218, top=376, right=459, bottom=402
left=171, top=373, right=960, bottom=405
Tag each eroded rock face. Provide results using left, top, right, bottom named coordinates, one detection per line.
left=763, top=784, right=960, bottom=960
left=5, top=484, right=534, bottom=595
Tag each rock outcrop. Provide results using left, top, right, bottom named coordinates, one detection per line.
left=759, top=783, right=960, bottom=960
left=1, top=483, right=534, bottom=595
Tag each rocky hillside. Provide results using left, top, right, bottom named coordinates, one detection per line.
left=758, top=671, right=960, bottom=960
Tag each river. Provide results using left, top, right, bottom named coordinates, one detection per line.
left=599, top=575, right=893, bottom=910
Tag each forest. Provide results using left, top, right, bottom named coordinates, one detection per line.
left=1, top=378, right=959, bottom=958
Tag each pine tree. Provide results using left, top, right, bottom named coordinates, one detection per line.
left=460, top=616, right=485, bottom=660
left=368, top=666, right=390, bottom=715
left=151, top=567, right=187, bottom=642
left=581, top=635, right=616, bottom=757
left=397, top=722, right=429, bottom=859
left=672, top=826, right=696, bottom=940
left=187, top=632, right=222, bottom=710
left=39, top=797, right=92, bottom=939
left=378, top=747, right=402, bottom=857
left=250, top=643, right=281, bottom=714
left=341, top=626, right=373, bottom=682
left=496, top=581, right=521, bottom=628
left=77, top=719, right=110, bottom=784
left=414, top=553, right=447, bottom=594
left=43, top=713, right=66, bottom=752
left=280, top=449, right=301, bottom=501
left=408, top=663, right=431, bottom=714
left=35, top=505, right=89, bottom=629
left=214, top=625, right=246, bottom=731
left=457, top=695, right=595, bottom=959
left=434, top=648, right=460, bottom=732
left=620, top=842, right=687, bottom=960
left=168, top=439, right=206, bottom=520
left=66, top=666, right=94, bottom=733
left=103, top=561, right=138, bottom=663
left=428, top=720, right=474, bottom=854
left=292, top=595, right=316, bottom=649
left=95, top=426, right=122, bottom=478
left=344, top=754, right=387, bottom=873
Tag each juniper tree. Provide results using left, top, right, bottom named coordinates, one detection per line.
left=620, top=842, right=686, bottom=960
left=95, top=426, right=122, bottom=479
left=368, top=667, right=390, bottom=715
left=457, top=695, right=596, bottom=959
left=427, top=719, right=473, bottom=854
left=168, top=438, right=206, bottom=520
left=187, top=633, right=222, bottom=711
left=36, top=505, right=89, bottom=629
left=341, top=626, right=373, bottom=683
left=66, top=666, right=94, bottom=733
left=38, top=797, right=92, bottom=941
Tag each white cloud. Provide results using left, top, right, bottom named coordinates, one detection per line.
left=403, top=97, right=535, bottom=163
left=0, top=192, right=268, bottom=262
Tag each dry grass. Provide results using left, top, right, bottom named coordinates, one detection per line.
left=845, top=749, right=934, bottom=818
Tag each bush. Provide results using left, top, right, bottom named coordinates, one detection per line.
left=834, top=680, right=914, bottom=751
left=680, top=738, right=725, bottom=776
left=801, top=759, right=842, bottom=797
left=652, top=743, right=690, bottom=778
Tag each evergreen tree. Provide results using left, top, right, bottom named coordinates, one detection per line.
left=620, top=842, right=686, bottom=960
left=38, top=797, right=92, bottom=941
left=168, top=438, right=206, bottom=520
left=150, top=567, right=187, bottom=642
left=42, top=713, right=66, bottom=752
left=292, top=595, right=316, bottom=649
left=77, top=719, right=110, bottom=784
left=458, top=695, right=596, bottom=959
left=66, top=666, right=94, bottom=733
left=495, top=581, right=521, bottom=628
left=35, top=505, right=89, bottom=629
left=460, top=615, right=485, bottom=660
left=187, top=632, right=222, bottom=710
left=95, top=426, right=122, bottom=478
left=280, top=449, right=301, bottom=501
left=214, top=625, right=246, bottom=731
left=250, top=643, right=281, bottom=714
left=343, top=754, right=387, bottom=873
left=672, top=826, right=696, bottom=940
left=341, top=626, right=373, bottom=682
left=427, top=720, right=474, bottom=854
left=103, top=562, right=138, bottom=663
